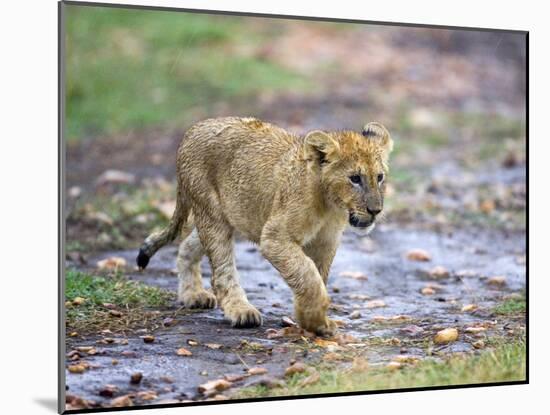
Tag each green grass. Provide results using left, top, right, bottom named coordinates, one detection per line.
left=493, top=297, right=526, bottom=316
left=65, top=269, right=174, bottom=332
left=65, top=5, right=309, bottom=140
left=234, top=341, right=526, bottom=398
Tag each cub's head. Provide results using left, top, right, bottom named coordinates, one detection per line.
left=305, top=122, right=393, bottom=233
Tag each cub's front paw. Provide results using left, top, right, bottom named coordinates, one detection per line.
left=178, top=289, right=217, bottom=309
left=224, top=301, right=263, bottom=328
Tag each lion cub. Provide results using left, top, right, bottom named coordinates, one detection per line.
left=137, top=117, right=393, bottom=335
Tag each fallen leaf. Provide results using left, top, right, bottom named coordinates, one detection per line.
left=176, top=348, right=193, bottom=356
left=142, top=335, right=155, bottom=344
left=314, top=338, right=339, bottom=348
left=204, top=343, right=222, bottom=350
left=130, top=372, right=143, bottom=384
left=198, top=379, right=232, bottom=394
left=479, top=199, right=496, bottom=214
left=400, top=325, right=425, bottom=337
left=285, top=362, right=307, bottom=377
left=224, top=373, right=246, bottom=382
left=487, top=276, right=507, bottom=287
left=211, top=394, right=229, bottom=401
left=97, top=257, right=127, bottom=270
left=472, top=340, right=486, bottom=349
left=406, top=249, right=432, bottom=262
left=281, top=316, right=296, bottom=327
left=72, top=297, right=86, bottom=306
left=299, top=370, right=320, bottom=387
left=434, top=328, right=459, bottom=344
left=393, top=355, right=419, bottom=364
left=248, top=367, right=268, bottom=376
left=137, top=391, right=157, bottom=401
left=109, top=310, right=123, bottom=318
left=461, top=304, right=478, bottom=312
left=322, top=352, right=343, bottom=362
left=349, top=294, right=370, bottom=300
left=464, top=327, right=486, bottom=334
left=110, top=395, right=133, bottom=408
left=387, top=361, right=402, bottom=370
left=339, top=271, right=369, bottom=280
left=366, top=300, right=386, bottom=309
left=428, top=266, right=450, bottom=279
left=67, top=364, right=86, bottom=374
left=95, top=169, right=136, bottom=187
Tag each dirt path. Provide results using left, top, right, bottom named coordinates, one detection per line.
left=65, top=223, right=525, bottom=406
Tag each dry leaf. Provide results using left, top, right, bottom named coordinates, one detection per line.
left=224, top=373, right=246, bottom=382
left=299, top=370, right=320, bottom=387
left=67, top=364, right=86, bottom=374
left=285, top=362, right=307, bottom=377
left=461, top=304, right=478, bottom=312
left=110, top=395, right=133, bottom=408
left=176, top=348, right=193, bottom=356
left=428, top=266, right=449, bottom=279
left=72, top=297, right=86, bottom=306
left=142, top=335, right=155, bottom=344
left=137, top=391, right=157, bottom=401
left=464, top=327, right=486, bottom=334
left=434, top=328, right=459, bottom=344
left=339, top=271, right=369, bottom=280
left=366, top=300, right=386, bottom=309
left=281, top=316, right=297, bottom=327
left=487, top=276, right=507, bottom=287
left=314, top=338, right=339, bottom=348
left=387, top=361, right=402, bottom=370
left=97, top=257, right=127, bottom=270
left=406, top=249, right=431, bottom=262
left=322, top=352, right=343, bottom=362
left=248, top=367, right=268, bottom=376
left=198, top=379, right=232, bottom=394
left=204, top=343, right=222, bottom=350
left=472, top=340, right=486, bottom=349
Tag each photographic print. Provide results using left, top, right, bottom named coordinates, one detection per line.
left=60, top=1, right=527, bottom=412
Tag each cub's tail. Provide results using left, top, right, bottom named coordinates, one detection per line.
left=136, top=185, right=189, bottom=270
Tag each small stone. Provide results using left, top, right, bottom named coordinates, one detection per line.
left=130, top=372, right=143, bottom=384
left=487, top=276, right=507, bottom=287
left=67, top=364, right=86, bottom=374
left=176, top=348, right=193, bottom=356
left=461, top=304, right=478, bottom=312
left=98, top=385, right=118, bottom=397
left=349, top=310, right=362, bottom=319
left=428, top=266, right=449, bottom=279
left=366, top=300, right=386, bottom=309
left=72, top=297, right=86, bottom=306
left=472, top=340, right=485, bottom=349
left=421, top=287, right=436, bottom=295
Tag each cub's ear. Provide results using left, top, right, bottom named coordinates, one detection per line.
left=304, top=130, right=340, bottom=162
left=362, top=122, right=393, bottom=154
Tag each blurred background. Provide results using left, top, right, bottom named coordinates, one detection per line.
left=65, top=4, right=526, bottom=252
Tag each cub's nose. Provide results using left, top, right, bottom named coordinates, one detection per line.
left=367, top=207, right=382, bottom=217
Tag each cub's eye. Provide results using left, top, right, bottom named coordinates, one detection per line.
left=377, top=173, right=384, bottom=183
left=349, top=175, right=362, bottom=184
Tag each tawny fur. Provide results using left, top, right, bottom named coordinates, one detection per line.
left=137, top=116, right=393, bottom=335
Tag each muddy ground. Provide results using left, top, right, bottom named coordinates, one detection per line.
left=63, top=23, right=526, bottom=410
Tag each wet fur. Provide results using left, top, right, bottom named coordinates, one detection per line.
left=137, top=117, right=393, bottom=335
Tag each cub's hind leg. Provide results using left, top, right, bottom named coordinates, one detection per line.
left=195, top=215, right=262, bottom=328
left=176, top=228, right=216, bottom=309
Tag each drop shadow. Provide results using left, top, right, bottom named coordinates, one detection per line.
left=34, top=398, right=58, bottom=413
